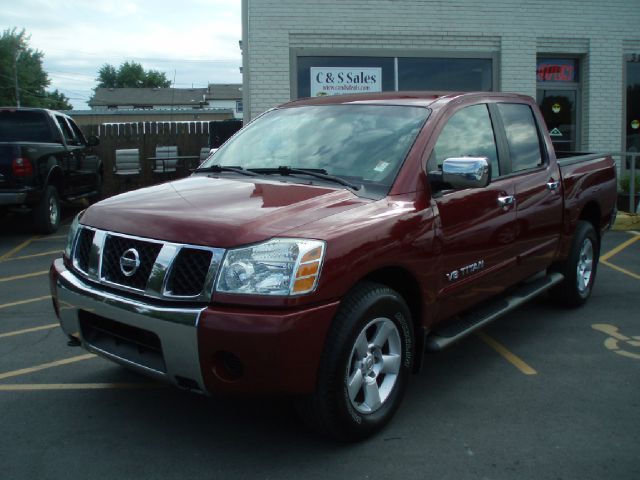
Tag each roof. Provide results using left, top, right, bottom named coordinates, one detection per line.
left=89, top=88, right=208, bottom=107
left=281, top=91, right=533, bottom=109
left=205, top=84, right=243, bottom=100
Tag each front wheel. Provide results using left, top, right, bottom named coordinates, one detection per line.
left=296, top=282, right=414, bottom=441
left=549, top=220, right=599, bottom=307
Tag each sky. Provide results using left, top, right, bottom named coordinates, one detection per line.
left=4, top=0, right=242, bottom=110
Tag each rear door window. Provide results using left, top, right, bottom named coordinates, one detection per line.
left=496, top=103, right=544, bottom=172
left=55, top=115, right=77, bottom=145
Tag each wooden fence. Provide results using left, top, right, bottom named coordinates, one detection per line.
left=81, top=120, right=242, bottom=196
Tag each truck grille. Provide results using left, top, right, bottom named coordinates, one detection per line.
left=74, top=228, right=95, bottom=274
left=165, top=248, right=213, bottom=297
left=70, top=227, right=224, bottom=302
left=102, top=235, right=162, bottom=291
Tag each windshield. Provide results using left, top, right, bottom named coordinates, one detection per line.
left=202, top=104, right=430, bottom=192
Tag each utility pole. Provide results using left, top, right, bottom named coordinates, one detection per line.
left=14, top=50, right=22, bottom=107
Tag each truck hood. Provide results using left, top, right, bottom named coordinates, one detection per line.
left=80, top=176, right=370, bottom=247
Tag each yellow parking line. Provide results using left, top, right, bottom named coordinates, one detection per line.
left=0, top=235, right=41, bottom=261
left=0, top=271, right=49, bottom=283
left=0, top=324, right=59, bottom=339
left=2, top=250, right=62, bottom=262
left=601, top=260, right=640, bottom=281
left=0, top=383, right=165, bottom=391
left=476, top=331, right=537, bottom=375
left=0, top=296, right=50, bottom=310
left=0, top=354, right=96, bottom=381
left=601, top=235, right=640, bottom=261
left=34, top=235, right=66, bottom=241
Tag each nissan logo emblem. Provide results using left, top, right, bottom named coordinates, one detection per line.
left=119, top=248, right=141, bottom=277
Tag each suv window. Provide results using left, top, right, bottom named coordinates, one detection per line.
left=0, top=110, right=55, bottom=142
left=429, top=104, right=499, bottom=178
left=497, top=103, right=543, bottom=172
left=67, top=118, right=87, bottom=145
left=55, top=115, right=77, bottom=145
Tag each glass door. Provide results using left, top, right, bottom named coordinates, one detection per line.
left=536, top=57, right=580, bottom=153
left=537, top=89, right=577, bottom=152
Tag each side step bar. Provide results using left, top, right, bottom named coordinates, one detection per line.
left=426, top=272, right=564, bottom=351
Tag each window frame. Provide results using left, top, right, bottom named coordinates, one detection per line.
left=490, top=102, right=549, bottom=177
left=290, top=48, right=498, bottom=99
left=426, top=102, right=501, bottom=181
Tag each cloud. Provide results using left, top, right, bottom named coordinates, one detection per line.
left=4, top=0, right=242, bottom=108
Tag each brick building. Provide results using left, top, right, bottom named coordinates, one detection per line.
left=241, top=0, right=640, bottom=154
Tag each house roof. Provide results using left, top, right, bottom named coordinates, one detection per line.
left=89, top=88, right=208, bottom=107
left=206, top=84, right=243, bottom=100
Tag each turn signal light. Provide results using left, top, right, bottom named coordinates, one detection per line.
left=12, top=157, right=33, bottom=177
left=292, top=245, right=324, bottom=294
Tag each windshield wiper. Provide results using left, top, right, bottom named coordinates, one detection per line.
left=248, top=166, right=360, bottom=190
left=193, top=165, right=258, bottom=177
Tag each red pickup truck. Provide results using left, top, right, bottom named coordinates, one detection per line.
left=50, top=92, right=617, bottom=440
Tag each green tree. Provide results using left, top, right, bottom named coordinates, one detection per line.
left=96, top=61, right=171, bottom=88
left=0, top=28, right=72, bottom=110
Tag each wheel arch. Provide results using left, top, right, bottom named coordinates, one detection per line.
left=578, top=200, right=602, bottom=243
left=45, top=164, right=64, bottom=193
left=361, top=266, right=426, bottom=373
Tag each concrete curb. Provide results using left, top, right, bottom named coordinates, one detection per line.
left=612, top=212, right=640, bottom=231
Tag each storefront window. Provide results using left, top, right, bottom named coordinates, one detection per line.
left=296, top=57, right=395, bottom=98
left=295, top=55, right=494, bottom=99
left=626, top=57, right=640, bottom=159
left=398, top=58, right=492, bottom=91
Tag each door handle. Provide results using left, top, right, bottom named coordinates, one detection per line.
left=546, top=180, right=560, bottom=191
left=498, top=195, right=515, bottom=208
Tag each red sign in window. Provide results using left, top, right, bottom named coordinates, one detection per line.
left=536, top=59, right=577, bottom=82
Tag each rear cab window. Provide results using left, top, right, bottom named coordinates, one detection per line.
left=496, top=103, right=545, bottom=172
left=0, top=110, right=56, bottom=143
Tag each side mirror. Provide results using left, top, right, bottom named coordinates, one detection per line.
left=87, top=135, right=100, bottom=147
left=442, top=157, right=491, bottom=189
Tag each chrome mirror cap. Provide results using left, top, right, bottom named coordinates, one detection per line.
left=442, top=157, right=491, bottom=189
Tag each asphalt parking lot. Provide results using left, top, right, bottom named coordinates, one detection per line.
left=1, top=210, right=639, bottom=480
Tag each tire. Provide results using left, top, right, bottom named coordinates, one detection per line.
left=32, top=185, right=60, bottom=234
left=549, top=220, right=599, bottom=308
left=296, top=282, right=414, bottom=441
left=88, top=172, right=103, bottom=204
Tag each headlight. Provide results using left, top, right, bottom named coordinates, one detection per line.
left=64, top=211, right=84, bottom=259
left=216, top=238, right=325, bottom=296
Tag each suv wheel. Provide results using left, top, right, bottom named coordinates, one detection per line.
left=32, top=185, right=60, bottom=234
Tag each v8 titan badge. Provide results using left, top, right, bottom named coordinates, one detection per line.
left=592, top=324, right=640, bottom=360
left=552, top=103, right=562, bottom=114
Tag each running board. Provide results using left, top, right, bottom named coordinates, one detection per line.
left=426, top=272, right=564, bottom=351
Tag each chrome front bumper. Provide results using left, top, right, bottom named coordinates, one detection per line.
left=52, top=258, right=207, bottom=392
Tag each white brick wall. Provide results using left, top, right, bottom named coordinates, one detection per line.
left=245, top=0, right=640, bottom=152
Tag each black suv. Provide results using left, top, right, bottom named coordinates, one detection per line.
left=0, top=108, right=102, bottom=233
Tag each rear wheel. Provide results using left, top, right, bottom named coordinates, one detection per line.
left=32, top=185, right=60, bottom=234
left=549, top=221, right=599, bottom=307
left=296, top=282, right=414, bottom=441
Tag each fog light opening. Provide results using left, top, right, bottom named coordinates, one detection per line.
left=212, top=351, right=244, bottom=382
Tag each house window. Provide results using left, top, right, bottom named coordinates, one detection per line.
left=236, top=100, right=243, bottom=113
